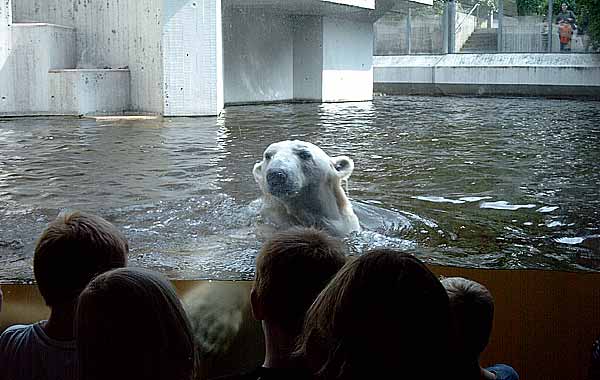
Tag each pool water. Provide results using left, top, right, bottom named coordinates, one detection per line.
left=1, top=95, right=599, bottom=280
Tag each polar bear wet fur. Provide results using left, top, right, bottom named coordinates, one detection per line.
left=253, top=140, right=360, bottom=236
left=184, top=141, right=360, bottom=375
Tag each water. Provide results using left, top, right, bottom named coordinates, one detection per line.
left=1, top=96, right=599, bottom=281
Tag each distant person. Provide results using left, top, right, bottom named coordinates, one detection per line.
left=75, top=267, right=198, bottom=380
left=215, top=227, right=347, bottom=380
left=556, top=3, right=576, bottom=27
left=556, top=3, right=576, bottom=51
left=441, top=277, right=519, bottom=380
left=297, top=249, right=454, bottom=380
left=0, top=211, right=128, bottom=380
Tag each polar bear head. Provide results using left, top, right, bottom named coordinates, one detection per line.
left=253, top=140, right=360, bottom=235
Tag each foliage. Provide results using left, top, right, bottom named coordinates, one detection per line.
left=578, top=0, right=600, bottom=49
left=516, top=0, right=543, bottom=15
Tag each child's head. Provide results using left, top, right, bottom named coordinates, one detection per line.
left=441, top=277, right=494, bottom=360
left=253, top=227, right=347, bottom=334
left=34, top=210, right=128, bottom=307
left=76, top=267, right=197, bottom=380
left=298, top=249, right=452, bottom=380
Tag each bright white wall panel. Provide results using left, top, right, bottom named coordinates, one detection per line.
left=321, top=16, right=373, bottom=101
left=163, top=0, right=223, bottom=115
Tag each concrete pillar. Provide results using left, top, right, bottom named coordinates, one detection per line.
left=547, top=0, right=554, bottom=52
left=321, top=16, right=373, bottom=102
left=448, top=0, right=456, bottom=53
left=498, top=0, right=504, bottom=52
left=291, top=15, right=373, bottom=103
left=293, top=16, right=323, bottom=101
left=406, top=8, right=412, bottom=55
left=162, top=0, right=224, bottom=116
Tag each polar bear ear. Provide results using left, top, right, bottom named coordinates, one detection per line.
left=332, top=156, right=354, bottom=180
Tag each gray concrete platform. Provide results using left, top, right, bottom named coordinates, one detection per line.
left=374, top=54, right=600, bottom=99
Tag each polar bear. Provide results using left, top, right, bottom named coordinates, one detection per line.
left=253, top=140, right=360, bottom=236
left=184, top=141, right=362, bottom=376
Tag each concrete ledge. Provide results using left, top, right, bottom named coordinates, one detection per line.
left=0, top=22, right=77, bottom=115
left=48, top=69, right=131, bottom=115
left=12, top=22, right=75, bottom=30
left=374, top=54, right=600, bottom=99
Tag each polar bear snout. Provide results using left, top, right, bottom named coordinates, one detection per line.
left=267, top=169, right=287, bottom=186
left=266, top=168, right=296, bottom=196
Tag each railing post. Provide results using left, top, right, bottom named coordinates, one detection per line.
left=406, top=8, right=412, bottom=54
left=497, top=0, right=504, bottom=52
left=448, top=0, right=456, bottom=53
left=547, top=0, right=553, bottom=51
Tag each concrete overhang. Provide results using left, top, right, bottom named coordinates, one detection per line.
left=224, top=0, right=406, bottom=21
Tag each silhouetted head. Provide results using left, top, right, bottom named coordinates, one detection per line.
left=441, top=277, right=494, bottom=360
left=297, top=249, right=452, bottom=380
left=253, top=227, right=347, bottom=335
left=34, top=210, right=128, bottom=307
left=76, top=267, right=197, bottom=380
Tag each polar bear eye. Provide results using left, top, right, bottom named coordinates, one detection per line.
left=264, top=152, right=273, bottom=160
left=297, top=150, right=312, bottom=160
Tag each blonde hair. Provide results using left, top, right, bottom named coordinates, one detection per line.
left=298, top=249, right=452, bottom=380
left=34, top=210, right=128, bottom=306
left=255, top=227, right=347, bottom=333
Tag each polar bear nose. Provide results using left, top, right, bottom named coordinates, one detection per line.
left=266, top=169, right=288, bottom=187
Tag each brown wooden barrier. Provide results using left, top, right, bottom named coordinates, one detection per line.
left=1, top=266, right=599, bottom=380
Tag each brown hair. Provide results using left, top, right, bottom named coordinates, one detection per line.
left=76, top=267, right=198, bottom=380
left=297, top=249, right=452, bottom=380
left=34, top=210, right=128, bottom=306
left=254, top=227, right=347, bottom=334
left=441, top=277, right=494, bottom=359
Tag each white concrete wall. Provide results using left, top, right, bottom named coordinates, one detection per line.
left=293, top=15, right=323, bottom=100
left=0, top=23, right=76, bottom=115
left=374, top=54, right=600, bottom=96
left=322, top=16, right=373, bottom=101
left=48, top=69, right=130, bottom=115
left=163, top=0, right=223, bottom=116
left=223, top=8, right=294, bottom=104
left=435, top=54, right=600, bottom=86
left=73, top=1, right=163, bottom=113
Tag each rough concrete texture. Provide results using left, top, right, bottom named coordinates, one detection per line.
left=3, top=0, right=396, bottom=116
left=0, top=23, right=76, bottom=115
left=48, top=69, right=131, bottom=115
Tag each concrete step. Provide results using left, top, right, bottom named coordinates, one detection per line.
left=48, top=69, right=131, bottom=115
left=461, top=28, right=498, bottom=52
left=0, top=23, right=76, bottom=115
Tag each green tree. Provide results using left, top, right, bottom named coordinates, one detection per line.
left=578, top=0, right=600, bottom=49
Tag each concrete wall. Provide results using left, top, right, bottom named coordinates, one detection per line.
left=11, top=0, right=75, bottom=27
left=0, top=23, right=76, bottom=115
left=48, top=69, right=130, bottom=114
left=374, top=53, right=600, bottom=98
left=322, top=16, right=373, bottom=101
left=71, top=1, right=163, bottom=113
left=223, top=8, right=294, bottom=104
left=163, top=0, right=224, bottom=116
left=293, top=15, right=324, bottom=100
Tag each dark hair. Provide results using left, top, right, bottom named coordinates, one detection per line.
left=75, top=267, right=198, bottom=380
left=34, top=210, right=128, bottom=306
left=441, top=277, right=495, bottom=359
left=255, top=227, right=347, bottom=334
left=298, top=249, right=452, bottom=380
